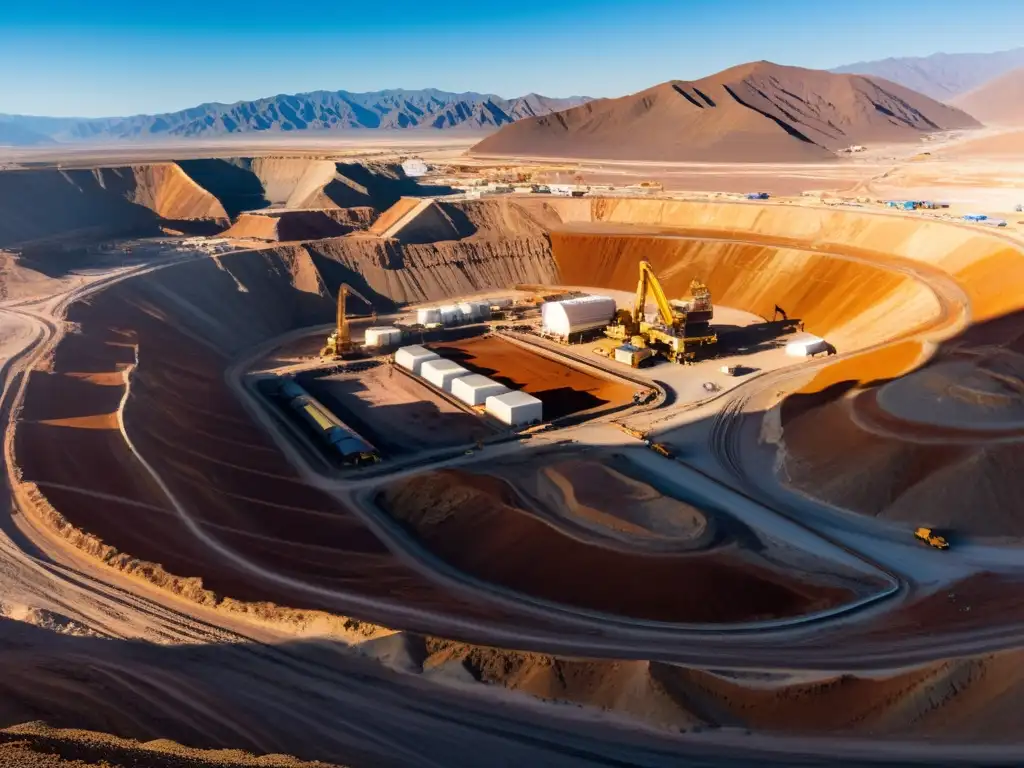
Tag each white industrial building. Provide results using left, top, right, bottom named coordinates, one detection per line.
left=364, top=326, right=403, bottom=348
left=541, top=295, right=616, bottom=339
left=395, top=345, right=440, bottom=374
left=486, top=390, right=543, bottom=427
left=420, top=358, right=470, bottom=392
left=438, top=304, right=463, bottom=325
left=416, top=307, right=441, bottom=325
left=451, top=374, right=509, bottom=406
left=785, top=333, right=828, bottom=357
left=456, top=300, right=492, bottom=321
left=401, top=158, right=429, bottom=177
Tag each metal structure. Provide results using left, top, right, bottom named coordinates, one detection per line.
left=321, top=283, right=373, bottom=359
left=915, top=527, right=950, bottom=550
left=605, top=260, right=717, bottom=364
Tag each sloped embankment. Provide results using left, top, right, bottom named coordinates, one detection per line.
left=0, top=164, right=229, bottom=246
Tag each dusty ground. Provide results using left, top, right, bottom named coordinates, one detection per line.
left=377, top=464, right=857, bottom=623
left=300, top=365, right=496, bottom=455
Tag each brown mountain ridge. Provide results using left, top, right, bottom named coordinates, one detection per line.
left=472, top=61, right=980, bottom=162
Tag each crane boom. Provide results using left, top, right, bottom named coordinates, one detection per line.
left=322, top=283, right=374, bottom=358
left=635, top=261, right=679, bottom=328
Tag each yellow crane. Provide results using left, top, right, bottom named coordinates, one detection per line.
left=320, top=283, right=374, bottom=358
left=605, top=260, right=717, bottom=364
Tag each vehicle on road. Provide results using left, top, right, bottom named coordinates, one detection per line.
left=915, top=527, right=950, bottom=550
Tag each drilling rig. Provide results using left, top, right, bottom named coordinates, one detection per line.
left=320, top=283, right=374, bottom=359
left=605, top=261, right=717, bottom=364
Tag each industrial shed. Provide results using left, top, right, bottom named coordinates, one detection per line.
left=451, top=374, right=509, bottom=406
left=421, top=358, right=470, bottom=392
left=785, top=333, right=828, bottom=357
left=364, top=326, right=402, bottom=348
left=486, top=390, right=543, bottom=426
left=438, top=305, right=463, bottom=325
left=395, top=345, right=440, bottom=374
left=541, top=295, right=616, bottom=339
left=416, top=307, right=441, bottom=325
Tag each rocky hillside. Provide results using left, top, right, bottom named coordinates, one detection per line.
left=0, top=90, right=590, bottom=144
left=951, top=67, right=1024, bottom=125
left=472, top=61, right=980, bottom=162
left=832, top=47, right=1024, bottom=100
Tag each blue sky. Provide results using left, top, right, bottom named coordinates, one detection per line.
left=2, top=0, right=1023, bottom=117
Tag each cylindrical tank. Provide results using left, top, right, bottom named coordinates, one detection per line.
left=438, top=305, right=463, bottom=325
left=541, top=295, right=616, bottom=337
left=416, top=307, right=441, bottom=325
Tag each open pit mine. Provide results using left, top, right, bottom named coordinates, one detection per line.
left=3, top=155, right=1024, bottom=767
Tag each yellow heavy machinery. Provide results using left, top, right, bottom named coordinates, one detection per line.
left=915, top=527, right=950, bottom=550
left=605, top=260, right=717, bottom=364
left=320, top=283, right=374, bottom=358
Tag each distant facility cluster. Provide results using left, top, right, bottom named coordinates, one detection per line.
left=395, top=344, right=542, bottom=426
left=415, top=300, right=493, bottom=327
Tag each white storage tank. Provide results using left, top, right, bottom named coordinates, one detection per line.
left=364, top=326, right=402, bottom=348
left=395, top=345, right=440, bottom=374
left=451, top=374, right=510, bottom=406
left=486, top=390, right=543, bottom=427
left=541, top=295, right=616, bottom=338
left=421, top=358, right=470, bottom=392
left=416, top=307, right=441, bottom=325
left=785, top=333, right=828, bottom=357
left=438, top=304, right=463, bottom=325
left=471, top=300, right=492, bottom=319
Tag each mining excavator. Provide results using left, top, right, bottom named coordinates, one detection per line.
left=915, top=527, right=950, bottom=550
left=605, top=260, right=717, bottom=364
left=320, top=283, right=374, bottom=359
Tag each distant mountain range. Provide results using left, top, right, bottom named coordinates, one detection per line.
left=0, top=90, right=591, bottom=145
left=832, top=47, right=1024, bottom=101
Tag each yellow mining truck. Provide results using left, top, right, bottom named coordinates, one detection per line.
left=914, top=527, right=950, bottom=550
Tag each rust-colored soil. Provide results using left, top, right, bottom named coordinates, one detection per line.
left=429, top=335, right=635, bottom=419
left=379, top=469, right=854, bottom=623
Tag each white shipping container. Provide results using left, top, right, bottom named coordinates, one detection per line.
left=395, top=345, right=440, bottom=374
left=416, top=307, right=441, bottom=325
left=438, top=305, right=463, bottom=325
left=364, top=326, right=402, bottom=348
left=785, top=334, right=828, bottom=357
left=541, top=295, right=616, bottom=337
left=486, top=390, right=543, bottom=426
left=420, top=359, right=470, bottom=392
left=451, top=374, right=510, bottom=406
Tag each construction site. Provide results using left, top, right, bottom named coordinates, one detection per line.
left=4, top=142, right=1024, bottom=768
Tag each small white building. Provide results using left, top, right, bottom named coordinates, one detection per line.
left=420, top=358, right=470, bottom=392
left=456, top=300, right=493, bottom=321
left=486, top=390, right=543, bottom=427
left=451, top=374, right=509, bottom=406
left=416, top=307, right=441, bottom=325
left=395, top=345, right=440, bottom=374
left=364, top=326, right=403, bottom=348
left=785, top=333, right=828, bottom=357
left=438, top=305, right=463, bottom=325
left=541, top=295, right=616, bottom=338
left=401, top=158, right=429, bottom=177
